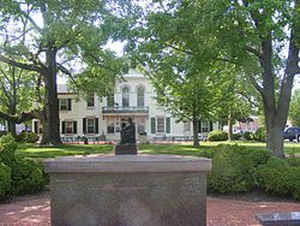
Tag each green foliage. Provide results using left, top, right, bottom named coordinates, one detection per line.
left=208, top=145, right=271, bottom=193
left=0, top=134, right=47, bottom=198
left=207, top=130, right=228, bottom=141
left=253, top=127, right=266, bottom=142
left=256, top=157, right=300, bottom=200
left=289, top=89, right=300, bottom=126
left=0, top=163, right=11, bottom=201
left=243, top=131, right=253, bottom=140
left=16, top=131, right=39, bottom=143
left=0, top=131, right=8, bottom=137
left=231, top=133, right=242, bottom=141
left=10, top=159, right=47, bottom=195
left=0, top=134, right=17, bottom=164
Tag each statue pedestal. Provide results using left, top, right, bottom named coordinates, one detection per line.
left=44, top=155, right=212, bottom=226
left=114, top=143, right=137, bottom=155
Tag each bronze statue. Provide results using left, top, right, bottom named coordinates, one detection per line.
left=120, top=118, right=136, bottom=144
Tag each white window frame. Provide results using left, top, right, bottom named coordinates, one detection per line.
left=87, top=94, right=95, bottom=107
left=137, top=86, right=145, bottom=107
left=157, top=117, right=165, bottom=133
left=122, top=86, right=130, bottom=107
left=87, top=118, right=95, bottom=133
left=201, top=121, right=209, bottom=133
left=60, top=99, right=68, bottom=111
left=65, top=121, right=74, bottom=134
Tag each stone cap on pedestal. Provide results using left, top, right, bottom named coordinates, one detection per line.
left=44, top=154, right=211, bottom=173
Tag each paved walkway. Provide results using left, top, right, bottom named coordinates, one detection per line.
left=0, top=192, right=299, bottom=226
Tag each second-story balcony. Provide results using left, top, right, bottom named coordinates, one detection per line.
left=102, top=106, right=149, bottom=115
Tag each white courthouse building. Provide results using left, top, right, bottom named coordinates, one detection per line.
left=33, top=69, right=219, bottom=142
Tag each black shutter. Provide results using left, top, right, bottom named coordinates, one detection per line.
left=95, top=118, right=99, bottom=134
left=210, top=121, right=213, bottom=131
left=68, top=99, right=72, bottom=111
left=151, top=117, right=156, bottom=134
left=166, top=117, right=171, bottom=134
left=57, top=99, right=60, bottom=110
left=73, top=121, right=77, bottom=134
left=83, top=118, right=86, bottom=134
left=34, top=121, right=38, bottom=133
left=62, top=122, right=66, bottom=134
left=199, top=120, right=202, bottom=133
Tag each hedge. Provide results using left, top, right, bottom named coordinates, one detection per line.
left=207, top=130, right=228, bottom=141
left=0, top=134, right=47, bottom=201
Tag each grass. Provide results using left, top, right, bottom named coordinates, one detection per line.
left=15, top=140, right=300, bottom=159
left=16, top=143, right=113, bottom=159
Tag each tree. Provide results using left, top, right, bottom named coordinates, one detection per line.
left=0, top=0, right=130, bottom=144
left=129, top=0, right=299, bottom=157
left=289, top=89, right=300, bottom=126
left=0, top=63, right=37, bottom=136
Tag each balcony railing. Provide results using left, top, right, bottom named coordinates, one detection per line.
left=102, top=106, right=149, bottom=114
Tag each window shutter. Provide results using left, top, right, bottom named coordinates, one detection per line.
left=151, top=117, right=156, bottom=134
left=34, top=121, right=38, bottom=133
left=199, top=120, right=202, bottom=133
left=57, top=99, right=60, bottom=110
left=62, top=122, right=66, bottom=134
left=210, top=121, right=213, bottom=131
left=95, top=118, right=99, bottom=134
left=83, top=118, right=86, bottom=134
left=73, top=121, right=77, bottom=134
left=68, top=99, right=72, bottom=111
left=166, top=117, right=171, bottom=134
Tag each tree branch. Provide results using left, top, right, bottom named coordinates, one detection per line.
left=0, top=55, right=42, bottom=73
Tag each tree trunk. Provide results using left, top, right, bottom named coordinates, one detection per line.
left=192, top=118, right=200, bottom=147
left=40, top=49, right=61, bottom=145
left=7, top=120, right=16, bottom=137
left=264, top=110, right=285, bottom=158
left=227, top=114, right=233, bottom=141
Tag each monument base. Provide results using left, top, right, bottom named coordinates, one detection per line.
left=114, top=143, right=137, bottom=155
left=44, top=155, right=212, bottom=226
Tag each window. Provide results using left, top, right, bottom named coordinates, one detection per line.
left=184, top=122, right=191, bottom=132
left=59, top=99, right=68, bottom=111
left=137, top=86, right=145, bottom=107
left=62, top=121, right=77, bottom=134
left=107, top=122, right=115, bottom=134
left=201, top=121, right=209, bottom=133
left=87, top=93, right=95, bottom=107
left=122, top=86, right=129, bottom=107
left=65, top=122, right=73, bottom=134
left=107, top=94, right=114, bottom=107
left=157, top=117, right=165, bottom=133
left=87, top=119, right=95, bottom=133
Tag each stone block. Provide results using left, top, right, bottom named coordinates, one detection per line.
left=44, top=155, right=211, bottom=226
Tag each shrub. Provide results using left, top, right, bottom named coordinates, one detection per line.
left=257, top=158, right=291, bottom=196
left=243, top=131, right=253, bottom=140
left=288, top=167, right=300, bottom=200
left=16, top=131, right=39, bottom=143
left=0, top=163, right=11, bottom=201
left=208, top=144, right=271, bottom=193
left=0, top=134, right=17, bottom=165
left=10, top=159, right=47, bottom=195
left=231, top=133, right=242, bottom=140
left=0, top=131, right=8, bottom=138
left=253, top=127, right=266, bottom=142
left=207, top=130, right=228, bottom=141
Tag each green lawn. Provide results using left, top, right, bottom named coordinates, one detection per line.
left=16, top=141, right=300, bottom=159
